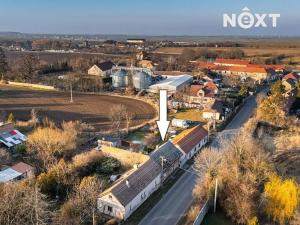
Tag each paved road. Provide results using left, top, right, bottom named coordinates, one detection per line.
left=139, top=94, right=261, bottom=225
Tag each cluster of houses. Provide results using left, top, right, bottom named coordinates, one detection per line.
left=198, top=58, right=286, bottom=82
left=87, top=60, right=193, bottom=94
left=0, top=123, right=33, bottom=183
left=97, top=125, right=209, bottom=220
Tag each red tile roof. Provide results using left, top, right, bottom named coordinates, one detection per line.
left=283, top=72, right=300, bottom=81
left=172, top=125, right=208, bottom=154
left=214, top=58, right=250, bottom=66
left=247, top=64, right=286, bottom=71
left=189, top=82, right=217, bottom=98
left=189, top=85, right=203, bottom=97
left=11, top=162, right=33, bottom=174
left=212, top=65, right=269, bottom=74
left=0, top=123, right=14, bottom=133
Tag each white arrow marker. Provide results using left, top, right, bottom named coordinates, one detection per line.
left=156, top=90, right=170, bottom=141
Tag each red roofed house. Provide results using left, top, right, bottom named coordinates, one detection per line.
left=214, top=58, right=250, bottom=67
left=282, top=72, right=300, bottom=81
left=187, top=82, right=218, bottom=105
left=247, top=64, right=286, bottom=73
left=202, top=100, right=224, bottom=121
left=211, top=66, right=275, bottom=81
left=282, top=72, right=300, bottom=95
left=172, top=125, right=208, bottom=165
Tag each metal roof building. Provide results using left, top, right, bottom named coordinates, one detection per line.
left=148, top=75, right=193, bottom=93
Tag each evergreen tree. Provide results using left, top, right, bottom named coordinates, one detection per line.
left=6, top=112, right=15, bottom=123
left=0, top=47, right=8, bottom=80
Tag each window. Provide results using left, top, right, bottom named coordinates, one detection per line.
left=107, top=206, right=112, bottom=213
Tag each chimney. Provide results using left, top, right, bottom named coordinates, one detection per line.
left=126, top=180, right=130, bottom=188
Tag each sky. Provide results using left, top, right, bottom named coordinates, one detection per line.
left=0, top=0, right=300, bottom=36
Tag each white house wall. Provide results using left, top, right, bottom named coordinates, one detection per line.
left=97, top=194, right=125, bottom=220
left=177, top=135, right=208, bottom=166
left=124, top=174, right=161, bottom=220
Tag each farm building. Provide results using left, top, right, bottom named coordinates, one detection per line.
left=88, top=61, right=115, bottom=77
left=213, top=58, right=250, bottom=67
left=111, top=69, right=128, bottom=88
left=172, top=125, right=209, bottom=165
left=0, top=123, right=26, bottom=148
left=148, top=75, right=193, bottom=93
left=0, top=162, right=34, bottom=183
left=112, top=67, right=152, bottom=90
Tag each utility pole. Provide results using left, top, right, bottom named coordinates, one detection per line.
left=92, top=208, right=96, bottom=225
left=70, top=83, right=73, bottom=103
left=214, top=178, right=218, bottom=214
left=160, top=156, right=167, bottom=182
left=35, top=185, right=39, bottom=225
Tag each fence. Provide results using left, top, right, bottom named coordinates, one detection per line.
left=7, top=81, right=56, bottom=90
left=193, top=199, right=211, bottom=225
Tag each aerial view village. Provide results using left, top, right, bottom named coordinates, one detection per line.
left=0, top=1, right=299, bottom=225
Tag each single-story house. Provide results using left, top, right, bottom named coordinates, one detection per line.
left=0, top=123, right=26, bottom=148
left=172, top=125, right=209, bottom=165
left=150, top=141, right=183, bottom=180
left=0, top=162, right=34, bottom=183
left=97, top=159, right=161, bottom=220
left=202, top=100, right=224, bottom=121
left=88, top=61, right=115, bottom=77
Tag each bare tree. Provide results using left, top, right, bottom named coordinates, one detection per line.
left=109, top=104, right=126, bottom=136
left=30, top=108, right=39, bottom=127
left=57, top=176, right=103, bottom=225
left=124, top=110, right=134, bottom=134
left=0, top=181, right=54, bottom=225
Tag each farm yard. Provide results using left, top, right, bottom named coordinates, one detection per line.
left=0, top=85, right=157, bottom=131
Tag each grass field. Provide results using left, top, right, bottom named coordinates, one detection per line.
left=0, top=85, right=156, bottom=131
left=174, top=108, right=204, bottom=122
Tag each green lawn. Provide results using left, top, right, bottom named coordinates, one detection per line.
left=201, top=211, right=235, bottom=225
